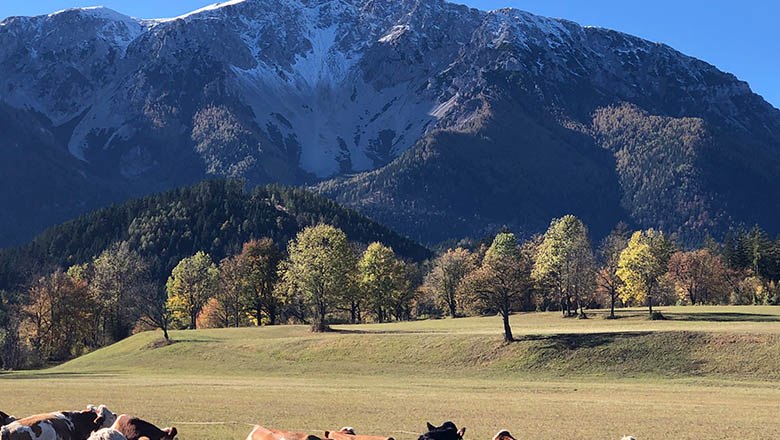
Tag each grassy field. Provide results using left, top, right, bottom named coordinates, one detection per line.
left=3, top=306, right=780, bottom=439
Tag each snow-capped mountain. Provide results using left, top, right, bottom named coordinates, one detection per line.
left=2, top=0, right=779, bottom=246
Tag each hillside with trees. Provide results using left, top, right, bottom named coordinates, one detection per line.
left=0, top=180, right=430, bottom=292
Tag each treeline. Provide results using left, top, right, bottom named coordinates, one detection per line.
left=3, top=212, right=780, bottom=368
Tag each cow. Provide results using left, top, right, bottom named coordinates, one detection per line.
left=108, top=415, right=175, bottom=440
left=0, top=408, right=105, bottom=440
left=246, top=425, right=322, bottom=440
left=0, top=413, right=15, bottom=427
left=491, top=431, right=515, bottom=440
left=417, top=422, right=465, bottom=440
left=324, top=427, right=394, bottom=440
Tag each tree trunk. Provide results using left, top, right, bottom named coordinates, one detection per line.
left=312, top=304, right=329, bottom=332
left=311, top=319, right=330, bottom=332
left=255, top=306, right=263, bottom=327
left=448, top=293, right=457, bottom=318
left=267, top=302, right=277, bottom=326
left=502, top=311, right=514, bottom=343
left=578, top=301, right=587, bottom=318
left=648, top=290, right=654, bottom=317
left=190, top=308, right=197, bottom=330
left=609, top=288, right=616, bottom=319
left=162, top=325, right=170, bottom=341
left=350, top=301, right=357, bottom=324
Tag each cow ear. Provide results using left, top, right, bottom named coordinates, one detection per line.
left=165, top=427, right=178, bottom=438
left=457, top=428, right=466, bottom=438
left=427, top=423, right=436, bottom=432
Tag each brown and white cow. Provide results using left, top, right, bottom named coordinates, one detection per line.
left=107, top=415, right=175, bottom=440
left=246, top=425, right=322, bottom=440
left=0, top=409, right=104, bottom=440
left=324, top=427, right=394, bottom=440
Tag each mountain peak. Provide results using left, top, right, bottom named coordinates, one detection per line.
left=47, top=6, right=137, bottom=23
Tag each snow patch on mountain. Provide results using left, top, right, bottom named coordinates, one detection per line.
left=160, top=0, right=248, bottom=22
left=379, top=25, right=410, bottom=43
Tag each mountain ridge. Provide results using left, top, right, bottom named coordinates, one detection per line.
left=1, top=0, right=778, bottom=246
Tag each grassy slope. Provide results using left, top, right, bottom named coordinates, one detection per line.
left=3, top=307, right=780, bottom=440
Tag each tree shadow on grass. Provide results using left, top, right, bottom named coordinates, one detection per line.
left=331, top=328, right=443, bottom=335
left=664, top=312, right=780, bottom=323
left=513, top=331, right=648, bottom=350
left=0, top=371, right=120, bottom=380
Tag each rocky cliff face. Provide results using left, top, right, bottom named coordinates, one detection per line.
left=1, top=0, right=779, bottom=245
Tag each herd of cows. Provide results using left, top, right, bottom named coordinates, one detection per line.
left=0, top=408, right=637, bottom=440
left=0, top=406, right=173, bottom=440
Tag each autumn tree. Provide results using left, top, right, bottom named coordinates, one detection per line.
left=0, top=290, right=22, bottom=370
left=238, top=239, right=284, bottom=325
left=358, top=242, right=407, bottom=323
left=282, top=225, right=356, bottom=332
left=424, top=247, right=477, bottom=318
left=668, top=249, right=728, bottom=305
left=166, top=251, right=218, bottom=329
left=390, top=261, right=421, bottom=321
left=617, top=229, right=675, bottom=318
left=532, top=215, right=596, bottom=318
left=596, top=223, right=631, bottom=319
left=89, top=242, right=153, bottom=345
left=134, top=283, right=174, bottom=341
left=21, top=270, right=94, bottom=362
left=196, top=297, right=229, bottom=329
left=460, top=232, right=530, bottom=342
left=217, top=255, right=247, bottom=327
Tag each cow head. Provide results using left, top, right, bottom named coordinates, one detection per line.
left=492, top=431, right=515, bottom=440
left=70, top=409, right=106, bottom=439
left=0, top=411, right=15, bottom=426
left=325, top=428, right=356, bottom=438
left=418, top=422, right=465, bottom=440
left=88, top=405, right=117, bottom=429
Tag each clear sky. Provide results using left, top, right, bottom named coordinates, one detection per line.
left=1, top=0, right=777, bottom=108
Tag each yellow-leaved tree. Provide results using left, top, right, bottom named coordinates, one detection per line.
left=166, top=251, right=218, bottom=329
left=616, top=229, right=675, bottom=318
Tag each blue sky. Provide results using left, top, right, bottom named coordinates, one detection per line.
left=1, top=0, right=777, bottom=108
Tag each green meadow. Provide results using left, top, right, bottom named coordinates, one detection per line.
left=3, top=306, right=780, bottom=440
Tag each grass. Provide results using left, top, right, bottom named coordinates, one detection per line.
left=2, top=306, right=780, bottom=439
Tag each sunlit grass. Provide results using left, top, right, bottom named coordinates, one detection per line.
left=2, top=306, right=780, bottom=439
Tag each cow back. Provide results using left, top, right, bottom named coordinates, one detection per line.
left=325, top=431, right=394, bottom=440
left=3, top=413, right=77, bottom=440
left=248, top=426, right=322, bottom=440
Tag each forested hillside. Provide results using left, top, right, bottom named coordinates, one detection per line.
left=0, top=180, right=430, bottom=290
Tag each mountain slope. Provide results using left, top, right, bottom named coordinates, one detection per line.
left=1, top=0, right=779, bottom=246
